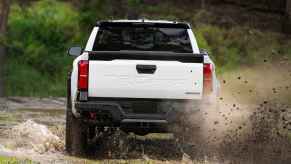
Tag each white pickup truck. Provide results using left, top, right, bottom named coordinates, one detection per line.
left=66, top=20, right=219, bottom=155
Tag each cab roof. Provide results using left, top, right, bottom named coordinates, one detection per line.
left=96, top=19, right=191, bottom=29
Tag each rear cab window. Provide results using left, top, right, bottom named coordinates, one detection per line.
left=93, top=22, right=193, bottom=53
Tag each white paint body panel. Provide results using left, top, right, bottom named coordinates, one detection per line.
left=187, top=29, right=200, bottom=54
left=85, top=27, right=99, bottom=51
left=70, top=20, right=220, bottom=116
left=88, top=60, right=203, bottom=99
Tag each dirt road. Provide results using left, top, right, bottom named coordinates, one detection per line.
left=0, top=96, right=291, bottom=164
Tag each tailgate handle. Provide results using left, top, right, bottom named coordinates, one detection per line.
left=136, top=64, right=157, bottom=74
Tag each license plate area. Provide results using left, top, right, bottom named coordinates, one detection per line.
left=132, top=101, right=158, bottom=114
left=120, top=101, right=162, bottom=114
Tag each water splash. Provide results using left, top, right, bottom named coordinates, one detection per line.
left=6, top=120, right=64, bottom=154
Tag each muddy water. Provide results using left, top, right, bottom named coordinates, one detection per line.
left=0, top=106, right=66, bottom=162
left=0, top=108, right=65, bottom=128
left=0, top=108, right=65, bottom=145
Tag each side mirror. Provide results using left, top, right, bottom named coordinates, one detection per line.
left=68, top=46, right=82, bottom=57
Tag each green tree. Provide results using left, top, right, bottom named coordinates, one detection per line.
left=0, top=0, right=11, bottom=97
left=6, top=0, right=81, bottom=96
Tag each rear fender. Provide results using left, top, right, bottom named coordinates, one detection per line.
left=71, top=53, right=89, bottom=117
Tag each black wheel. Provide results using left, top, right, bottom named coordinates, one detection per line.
left=65, top=74, right=72, bottom=153
left=71, top=113, right=88, bottom=156
left=65, top=106, right=72, bottom=153
left=66, top=105, right=89, bottom=156
left=65, top=73, right=89, bottom=156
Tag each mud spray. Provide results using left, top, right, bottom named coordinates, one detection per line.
left=0, top=120, right=65, bottom=163
left=180, top=61, right=291, bottom=164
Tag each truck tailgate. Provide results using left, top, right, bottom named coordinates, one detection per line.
left=88, top=58, right=204, bottom=100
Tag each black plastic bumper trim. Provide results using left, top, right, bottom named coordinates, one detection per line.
left=75, top=101, right=168, bottom=122
left=87, top=51, right=204, bottom=63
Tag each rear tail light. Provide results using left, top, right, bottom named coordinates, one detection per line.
left=203, top=63, right=213, bottom=95
left=78, top=60, right=89, bottom=91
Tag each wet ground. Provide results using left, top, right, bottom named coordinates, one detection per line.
left=0, top=97, right=291, bottom=164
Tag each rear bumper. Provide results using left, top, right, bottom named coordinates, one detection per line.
left=75, top=98, right=202, bottom=133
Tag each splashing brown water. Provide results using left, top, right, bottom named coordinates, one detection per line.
left=0, top=120, right=67, bottom=163
left=6, top=120, right=64, bottom=153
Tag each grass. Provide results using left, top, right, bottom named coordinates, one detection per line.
left=0, top=156, right=183, bottom=164
left=0, top=156, right=33, bottom=164
left=0, top=156, right=153, bottom=164
left=4, top=58, right=67, bottom=97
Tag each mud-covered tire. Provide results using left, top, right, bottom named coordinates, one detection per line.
left=71, top=113, right=88, bottom=156
left=65, top=107, right=72, bottom=153
left=65, top=74, right=73, bottom=153
left=66, top=107, right=89, bottom=156
left=65, top=74, right=88, bottom=156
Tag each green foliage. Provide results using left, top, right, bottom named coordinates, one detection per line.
left=5, top=59, right=66, bottom=97
left=194, top=24, right=285, bottom=73
left=127, top=0, right=142, bottom=7
left=77, top=0, right=112, bottom=29
left=0, top=156, right=32, bottom=164
left=5, top=0, right=80, bottom=96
